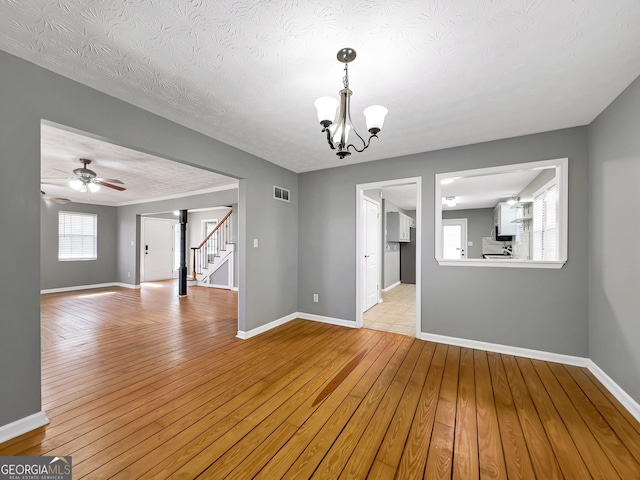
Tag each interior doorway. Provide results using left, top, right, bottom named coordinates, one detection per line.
left=356, top=177, right=422, bottom=337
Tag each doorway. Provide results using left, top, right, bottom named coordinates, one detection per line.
left=442, top=218, right=468, bottom=259
left=356, top=177, right=422, bottom=337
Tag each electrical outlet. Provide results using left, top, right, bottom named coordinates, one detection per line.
left=313, top=294, right=319, bottom=303
left=254, top=238, right=259, bottom=248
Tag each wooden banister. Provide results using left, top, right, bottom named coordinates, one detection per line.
left=191, top=209, right=233, bottom=280
left=196, top=210, right=232, bottom=249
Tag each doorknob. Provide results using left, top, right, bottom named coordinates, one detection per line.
left=364, top=255, right=370, bottom=258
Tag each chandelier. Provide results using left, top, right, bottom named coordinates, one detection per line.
left=314, top=48, right=388, bottom=159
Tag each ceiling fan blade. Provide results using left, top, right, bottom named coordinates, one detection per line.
left=96, top=180, right=126, bottom=191
left=48, top=196, right=72, bottom=204
left=96, top=177, right=124, bottom=184
left=52, top=167, right=72, bottom=175
left=41, top=191, right=71, bottom=203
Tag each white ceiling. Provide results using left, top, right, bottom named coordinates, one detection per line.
left=441, top=169, right=542, bottom=210
left=1, top=1, right=639, bottom=174
left=41, top=124, right=238, bottom=207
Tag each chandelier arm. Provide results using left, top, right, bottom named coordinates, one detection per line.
left=322, top=127, right=336, bottom=150
left=346, top=134, right=379, bottom=153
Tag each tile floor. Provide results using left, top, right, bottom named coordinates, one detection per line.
left=363, top=283, right=416, bottom=337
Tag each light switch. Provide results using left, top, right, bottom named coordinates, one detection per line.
left=468, top=241, right=473, bottom=246
left=253, top=239, right=259, bottom=248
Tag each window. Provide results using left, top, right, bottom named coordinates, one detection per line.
left=533, top=181, right=557, bottom=260
left=58, top=212, right=97, bottom=260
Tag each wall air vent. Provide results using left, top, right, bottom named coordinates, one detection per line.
left=273, top=185, right=290, bottom=202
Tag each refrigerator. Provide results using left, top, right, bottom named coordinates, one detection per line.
left=400, top=227, right=416, bottom=284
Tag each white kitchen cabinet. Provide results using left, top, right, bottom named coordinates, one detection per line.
left=387, top=211, right=412, bottom=242
left=493, top=202, right=517, bottom=236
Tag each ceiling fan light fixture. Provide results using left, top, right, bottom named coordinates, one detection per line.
left=88, top=182, right=101, bottom=193
left=69, top=178, right=83, bottom=191
left=315, top=48, right=387, bottom=160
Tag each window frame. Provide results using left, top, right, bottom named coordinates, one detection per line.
left=58, top=211, right=98, bottom=261
left=435, top=157, right=568, bottom=269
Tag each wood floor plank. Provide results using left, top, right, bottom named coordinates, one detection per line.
left=487, top=352, right=535, bottom=480
left=309, top=335, right=415, bottom=479
left=500, top=355, right=563, bottom=479
left=452, top=347, right=478, bottom=480
left=564, top=365, right=640, bottom=462
left=374, top=341, right=436, bottom=470
left=424, top=346, right=460, bottom=480
left=338, top=340, right=423, bottom=479
left=531, top=359, right=621, bottom=479
left=0, top=283, right=638, bottom=480
left=549, top=362, right=640, bottom=478
left=474, top=349, right=507, bottom=480
left=395, top=343, right=448, bottom=479
left=516, top=357, right=592, bottom=479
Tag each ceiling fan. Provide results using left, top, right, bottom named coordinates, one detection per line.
left=54, top=158, right=126, bottom=193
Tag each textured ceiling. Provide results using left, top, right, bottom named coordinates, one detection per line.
left=2, top=1, right=640, bottom=173
left=41, top=124, right=238, bottom=207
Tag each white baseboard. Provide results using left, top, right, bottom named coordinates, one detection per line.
left=382, top=281, right=401, bottom=293
left=231, top=286, right=239, bottom=292
left=40, top=282, right=140, bottom=294
left=586, top=361, right=640, bottom=423
left=236, top=312, right=356, bottom=340
left=0, top=411, right=49, bottom=444
left=418, top=332, right=591, bottom=367
left=236, top=312, right=298, bottom=340
left=296, top=312, right=358, bottom=329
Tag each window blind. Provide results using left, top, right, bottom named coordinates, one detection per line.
left=532, top=183, right=557, bottom=261
left=59, top=211, right=97, bottom=260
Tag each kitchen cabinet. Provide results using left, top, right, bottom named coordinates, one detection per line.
left=493, top=202, right=517, bottom=236
left=387, top=211, right=413, bottom=242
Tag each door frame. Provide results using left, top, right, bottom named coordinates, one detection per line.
left=355, top=177, right=422, bottom=335
left=362, top=196, right=381, bottom=313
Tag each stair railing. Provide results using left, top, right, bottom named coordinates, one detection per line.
left=191, top=209, right=233, bottom=280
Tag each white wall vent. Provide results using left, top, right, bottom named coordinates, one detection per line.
left=273, top=185, right=290, bottom=202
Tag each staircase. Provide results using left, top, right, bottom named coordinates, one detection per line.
left=189, top=210, right=235, bottom=289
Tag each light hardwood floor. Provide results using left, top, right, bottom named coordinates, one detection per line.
left=1, top=281, right=639, bottom=478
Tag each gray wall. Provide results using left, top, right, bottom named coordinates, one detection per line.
left=298, top=127, right=589, bottom=357
left=519, top=168, right=556, bottom=201
left=41, top=202, right=118, bottom=290
left=0, top=50, right=297, bottom=428
left=442, top=208, right=494, bottom=259
left=588, top=75, right=640, bottom=403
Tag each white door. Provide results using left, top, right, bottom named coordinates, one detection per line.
left=442, top=219, right=468, bottom=259
left=142, top=217, right=177, bottom=282
left=363, top=197, right=380, bottom=311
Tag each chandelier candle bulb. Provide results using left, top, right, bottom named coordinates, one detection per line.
left=314, top=48, right=387, bottom=160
